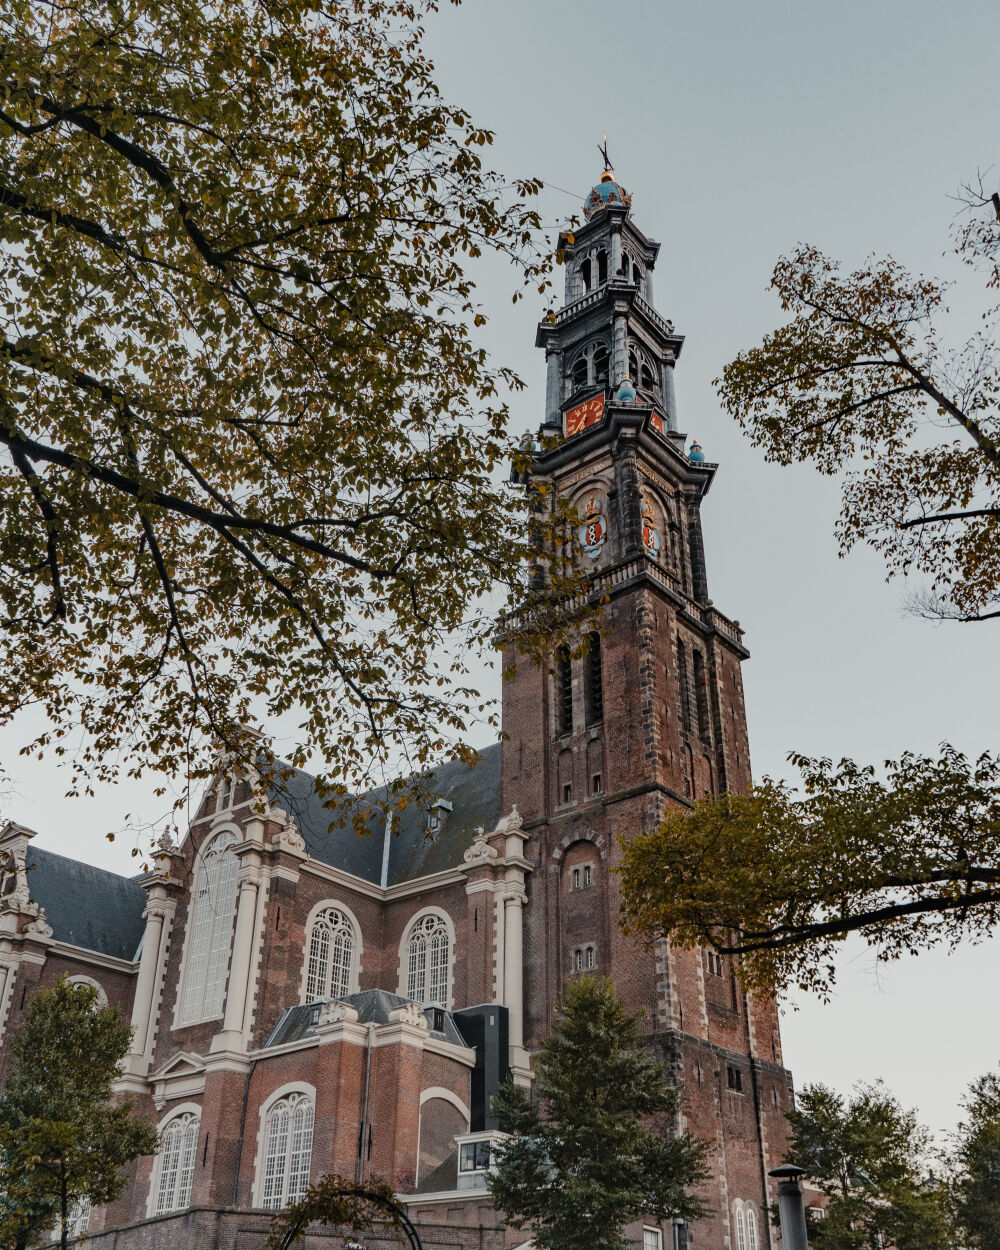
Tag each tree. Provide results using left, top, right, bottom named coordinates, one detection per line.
left=619, top=182, right=1000, bottom=995
left=786, top=1082, right=953, bottom=1250
left=487, top=976, right=708, bottom=1250
left=0, top=0, right=578, bottom=813
left=0, top=977, right=158, bottom=1250
left=953, top=1070, right=1000, bottom=1248
left=262, top=1174, right=414, bottom=1250
left=618, top=744, right=1000, bottom=996
left=716, top=185, right=1000, bottom=625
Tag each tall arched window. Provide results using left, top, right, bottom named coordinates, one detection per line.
left=584, top=631, right=603, bottom=726
left=733, top=1204, right=747, bottom=1250
left=556, top=645, right=573, bottom=736
left=746, top=1205, right=759, bottom=1250
left=305, top=906, right=356, bottom=1001
left=405, top=913, right=451, bottom=1004
left=178, top=830, right=239, bottom=1025
left=260, top=1093, right=314, bottom=1209
left=155, top=1112, right=199, bottom=1214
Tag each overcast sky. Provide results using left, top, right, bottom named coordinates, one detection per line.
left=3, top=0, right=999, bottom=1144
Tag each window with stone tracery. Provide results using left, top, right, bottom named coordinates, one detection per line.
left=405, top=913, right=451, bottom=1005
left=260, top=1092, right=314, bottom=1210
left=155, top=1112, right=199, bottom=1214
left=178, top=830, right=239, bottom=1025
left=304, top=906, right=357, bottom=1001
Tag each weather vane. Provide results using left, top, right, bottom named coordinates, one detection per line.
left=598, top=135, right=613, bottom=172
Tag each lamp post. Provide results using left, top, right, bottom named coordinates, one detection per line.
left=768, top=1164, right=810, bottom=1250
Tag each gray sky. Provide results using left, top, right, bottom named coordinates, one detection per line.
left=3, top=0, right=998, bottom=1144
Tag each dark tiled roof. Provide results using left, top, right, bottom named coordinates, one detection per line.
left=262, top=990, right=469, bottom=1050
left=264, top=743, right=502, bottom=887
left=24, top=845, right=146, bottom=960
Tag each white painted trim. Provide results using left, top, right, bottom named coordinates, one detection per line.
left=423, top=1035, right=476, bottom=1068
left=418, top=1087, right=471, bottom=1124
left=145, top=1102, right=202, bottom=1219
left=250, top=1035, right=320, bottom=1060
left=49, top=940, right=138, bottom=973
left=251, top=1083, right=317, bottom=1209
left=298, top=898, right=364, bottom=1004
left=397, top=906, right=457, bottom=1009
left=171, top=825, right=242, bottom=1031
left=401, top=1189, right=487, bottom=1206
left=384, top=869, right=467, bottom=900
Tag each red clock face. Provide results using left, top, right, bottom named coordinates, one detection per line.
left=649, top=412, right=664, bottom=434
left=565, top=394, right=605, bottom=437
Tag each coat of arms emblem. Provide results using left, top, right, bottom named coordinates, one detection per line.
left=578, top=494, right=607, bottom=559
left=641, top=495, right=660, bottom=557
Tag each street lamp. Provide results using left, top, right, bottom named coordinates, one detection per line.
left=769, top=1164, right=810, bottom=1250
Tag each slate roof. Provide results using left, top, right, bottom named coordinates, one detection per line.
left=263, top=989, right=470, bottom=1050
left=264, top=742, right=502, bottom=887
left=24, top=845, right=147, bottom=961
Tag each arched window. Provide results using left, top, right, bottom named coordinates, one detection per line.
left=746, top=1205, right=759, bottom=1250
left=178, top=830, right=239, bottom=1025
left=593, top=345, right=609, bottom=385
left=571, top=867, right=581, bottom=889
left=734, top=1204, right=747, bottom=1250
left=572, top=354, right=589, bottom=391
left=580, top=258, right=592, bottom=293
left=584, top=631, right=603, bottom=726
left=556, top=645, right=573, bottom=736
left=69, top=975, right=107, bottom=1009
left=406, top=913, right=451, bottom=1004
left=155, top=1112, right=199, bottom=1214
left=260, top=1093, right=314, bottom=1210
left=628, top=349, right=638, bottom=381
left=597, top=249, right=608, bottom=284
left=640, top=359, right=657, bottom=392
left=305, top=906, right=356, bottom=1001
left=585, top=945, right=596, bottom=969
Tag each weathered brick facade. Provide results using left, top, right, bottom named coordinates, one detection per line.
left=0, top=168, right=793, bottom=1250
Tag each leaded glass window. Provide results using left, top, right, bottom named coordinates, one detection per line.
left=405, top=914, right=451, bottom=1005
left=261, top=1093, right=314, bottom=1210
left=155, top=1112, right=199, bottom=1214
left=305, top=906, right=355, bottom=1001
left=178, top=830, right=239, bottom=1025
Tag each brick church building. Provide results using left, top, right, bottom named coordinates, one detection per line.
left=0, top=168, right=794, bottom=1250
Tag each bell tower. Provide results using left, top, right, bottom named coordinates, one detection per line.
left=501, top=166, right=793, bottom=1249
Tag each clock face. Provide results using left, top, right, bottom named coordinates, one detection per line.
left=649, top=412, right=665, bottom=434
left=564, top=393, right=605, bottom=437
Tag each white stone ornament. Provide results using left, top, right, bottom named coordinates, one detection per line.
left=463, top=827, right=497, bottom=865
left=389, top=1002, right=430, bottom=1031
left=24, top=907, right=53, bottom=938
left=317, top=1000, right=359, bottom=1028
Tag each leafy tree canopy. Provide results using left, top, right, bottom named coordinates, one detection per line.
left=787, top=1082, right=953, bottom=1250
left=0, top=977, right=157, bottom=1249
left=0, top=0, right=578, bottom=813
left=618, top=744, right=1000, bottom=997
left=953, top=1069, right=1000, bottom=1249
left=716, top=186, right=1000, bottom=625
left=488, top=976, right=708, bottom=1250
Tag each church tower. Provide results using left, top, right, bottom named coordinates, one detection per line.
left=501, top=167, right=794, bottom=1250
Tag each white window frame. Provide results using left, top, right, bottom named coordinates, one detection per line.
left=300, top=901, right=362, bottom=1003
left=643, top=1228, right=664, bottom=1250
left=146, top=1104, right=201, bottom=1218
left=252, top=1084, right=316, bottom=1211
left=175, top=828, right=240, bottom=1028
left=69, top=975, right=108, bottom=1009
left=397, top=908, right=455, bottom=1008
